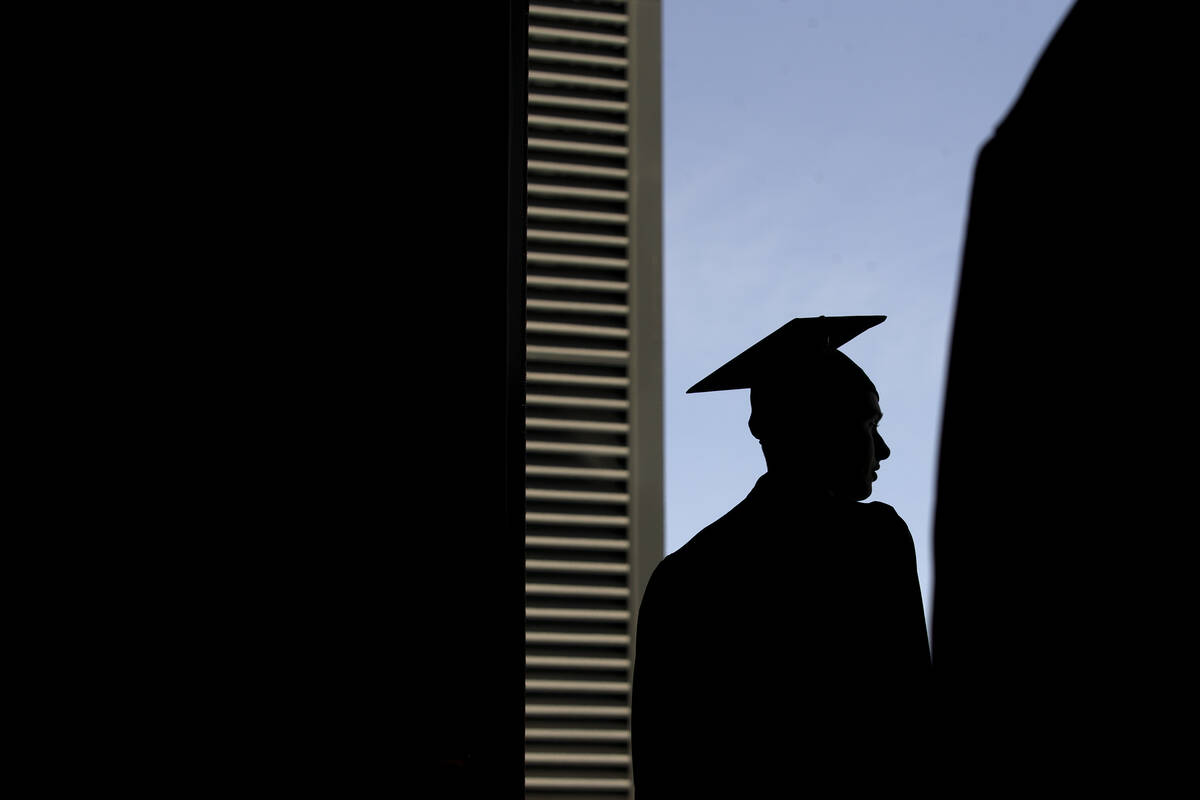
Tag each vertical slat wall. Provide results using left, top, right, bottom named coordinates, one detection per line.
left=524, top=1, right=652, bottom=797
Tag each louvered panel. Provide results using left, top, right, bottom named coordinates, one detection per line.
left=526, top=4, right=637, bottom=796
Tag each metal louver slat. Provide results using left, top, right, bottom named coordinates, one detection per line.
left=525, top=560, right=630, bottom=575
left=525, top=536, right=629, bottom=551
left=526, top=728, right=631, bottom=741
left=526, top=345, right=629, bottom=365
left=527, top=632, right=630, bottom=646
left=527, top=252, right=629, bottom=269
left=526, top=704, right=630, bottom=718
left=525, top=680, right=630, bottom=696
left=526, top=394, right=630, bottom=410
left=528, top=203, right=630, bottom=221
left=525, top=416, right=629, bottom=433
left=525, top=465, right=630, bottom=479
left=528, top=93, right=629, bottom=112
left=528, top=48, right=629, bottom=67
left=525, top=441, right=629, bottom=456
left=526, top=371, right=630, bottom=387
left=527, top=275, right=629, bottom=292
left=527, top=160, right=630, bottom=179
left=528, top=182, right=629, bottom=200
left=525, top=752, right=631, bottom=765
left=528, top=114, right=630, bottom=133
left=528, top=230, right=630, bottom=246
left=528, top=70, right=628, bottom=90
left=529, top=25, right=629, bottom=46
left=527, top=656, right=631, bottom=669
left=526, top=583, right=630, bottom=598
left=526, top=777, right=633, bottom=792
left=527, top=299, right=629, bottom=316
left=526, top=488, right=630, bottom=502
left=526, top=678, right=630, bottom=695
left=526, top=512, right=631, bottom=526
left=529, top=4, right=629, bottom=25
left=529, top=140, right=628, bottom=160
left=526, top=323, right=629, bottom=341
left=526, top=608, right=630, bottom=621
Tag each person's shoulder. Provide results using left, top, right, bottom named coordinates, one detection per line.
left=861, top=501, right=915, bottom=543
left=673, top=498, right=750, bottom=559
left=863, top=500, right=902, bottom=519
left=652, top=504, right=744, bottom=586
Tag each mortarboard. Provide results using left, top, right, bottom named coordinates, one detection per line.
left=686, top=315, right=886, bottom=394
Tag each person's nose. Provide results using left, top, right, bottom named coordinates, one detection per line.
left=876, top=431, right=890, bottom=462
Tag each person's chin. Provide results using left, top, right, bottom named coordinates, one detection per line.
left=854, top=477, right=874, bottom=501
left=835, top=482, right=872, bottom=501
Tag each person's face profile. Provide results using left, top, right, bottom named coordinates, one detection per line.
left=829, top=390, right=889, bottom=501
left=791, top=387, right=888, bottom=501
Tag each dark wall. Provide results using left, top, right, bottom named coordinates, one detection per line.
left=60, top=2, right=528, bottom=794
left=933, top=1, right=1192, bottom=789
left=421, top=3, right=528, bottom=796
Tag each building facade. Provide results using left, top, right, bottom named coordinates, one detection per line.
left=522, top=1, right=663, bottom=796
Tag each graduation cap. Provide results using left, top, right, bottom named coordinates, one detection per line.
left=687, top=315, right=885, bottom=394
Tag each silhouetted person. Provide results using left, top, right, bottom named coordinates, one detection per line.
left=632, top=316, right=929, bottom=797
left=933, top=1, right=1192, bottom=791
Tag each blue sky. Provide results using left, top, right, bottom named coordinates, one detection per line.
left=662, top=0, right=1075, bottom=634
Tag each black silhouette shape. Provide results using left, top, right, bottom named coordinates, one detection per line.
left=932, top=1, right=1193, bottom=790
left=632, top=316, right=929, bottom=796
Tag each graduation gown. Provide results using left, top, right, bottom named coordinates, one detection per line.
left=632, top=472, right=929, bottom=797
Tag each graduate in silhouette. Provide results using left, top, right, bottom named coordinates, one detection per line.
left=632, top=316, right=929, bottom=797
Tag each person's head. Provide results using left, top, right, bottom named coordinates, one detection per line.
left=748, top=349, right=890, bottom=501
left=686, top=315, right=891, bottom=499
